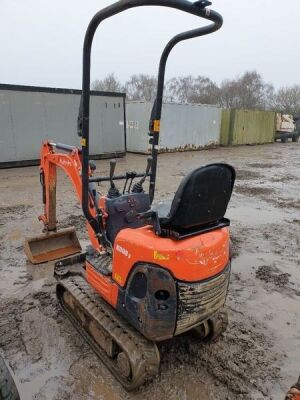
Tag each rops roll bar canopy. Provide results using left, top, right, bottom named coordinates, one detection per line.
left=77, top=0, right=223, bottom=238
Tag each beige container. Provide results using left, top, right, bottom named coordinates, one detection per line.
left=276, top=114, right=295, bottom=133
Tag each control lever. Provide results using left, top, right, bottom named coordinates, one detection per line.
left=109, top=159, right=116, bottom=181
left=89, top=161, right=96, bottom=173
left=123, top=171, right=137, bottom=193
left=131, top=157, right=152, bottom=193
left=107, top=159, right=120, bottom=198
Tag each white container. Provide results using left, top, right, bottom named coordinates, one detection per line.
left=126, top=101, right=222, bottom=153
left=0, top=84, right=126, bottom=166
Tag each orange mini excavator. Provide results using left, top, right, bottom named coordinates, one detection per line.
left=25, top=0, right=235, bottom=390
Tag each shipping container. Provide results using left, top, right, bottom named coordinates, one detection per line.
left=0, top=84, right=126, bottom=167
left=126, top=101, right=222, bottom=153
left=220, top=109, right=276, bottom=146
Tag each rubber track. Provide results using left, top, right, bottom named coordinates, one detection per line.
left=56, top=276, right=160, bottom=391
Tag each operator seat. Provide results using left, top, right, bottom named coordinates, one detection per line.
left=156, top=163, right=235, bottom=239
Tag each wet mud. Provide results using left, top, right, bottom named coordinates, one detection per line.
left=256, top=265, right=290, bottom=287
left=0, top=142, right=299, bottom=399
left=234, top=186, right=275, bottom=197
left=235, top=169, right=261, bottom=181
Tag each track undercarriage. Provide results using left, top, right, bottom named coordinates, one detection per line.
left=56, top=272, right=160, bottom=390
left=54, top=256, right=228, bottom=390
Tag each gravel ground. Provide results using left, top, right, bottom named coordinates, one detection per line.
left=0, top=142, right=299, bottom=400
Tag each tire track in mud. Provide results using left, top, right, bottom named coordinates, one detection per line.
left=157, top=312, right=282, bottom=399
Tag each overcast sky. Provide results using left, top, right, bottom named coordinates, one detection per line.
left=0, top=0, right=298, bottom=90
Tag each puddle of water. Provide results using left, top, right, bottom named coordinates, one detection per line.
left=232, top=251, right=279, bottom=278
left=72, top=363, right=210, bottom=400
left=232, top=252, right=300, bottom=400
left=0, top=259, right=27, bottom=297
left=26, top=262, right=54, bottom=281
left=6, top=229, right=23, bottom=241
left=228, top=199, right=286, bottom=226
left=21, top=364, right=69, bottom=400
left=15, top=309, right=74, bottom=400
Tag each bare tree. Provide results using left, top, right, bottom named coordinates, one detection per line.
left=92, top=73, right=122, bottom=92
left=219, top=71, right=274, bottom=110
left=187, top=76, right=220, bottom=105
left=91, top=71, right=299, bottom=115
left=218, top=79, right=239, bottom=108
left=164, top=77, right=178, bottom=102
left=164, top=75, right=194, bottom=103
left=125, top=74, right=157, bottom=101
left=165, top=75, right=222, bottom=105
left=273, top=85, right=300, bottom=115
left=238, top=71, right=274, bottom=109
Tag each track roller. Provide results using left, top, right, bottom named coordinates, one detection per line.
left=192, top=309, right=228, bottom=342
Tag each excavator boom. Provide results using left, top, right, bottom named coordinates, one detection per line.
left=24, top=141, right=99, bottom=264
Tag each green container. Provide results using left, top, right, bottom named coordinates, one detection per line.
left=220, top=109, right=276, bottom=146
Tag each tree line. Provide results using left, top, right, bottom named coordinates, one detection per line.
left=92, top=71, right=300, bottom=115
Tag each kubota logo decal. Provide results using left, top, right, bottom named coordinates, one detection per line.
left=116, top=244, right=131, bottom=259
left=59, top=158, right=72, bottom=167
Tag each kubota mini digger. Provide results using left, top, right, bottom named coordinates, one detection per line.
left=25, top=0, right=235, bottom=390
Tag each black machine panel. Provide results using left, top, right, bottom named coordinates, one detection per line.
left=117, top=263, right=177, bottom=341
left=105, top=193, right=150, bottom=244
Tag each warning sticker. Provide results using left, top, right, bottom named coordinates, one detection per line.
left=127, top=120, right=139, bottom=130
left=153, top=250, right=170, bottom=261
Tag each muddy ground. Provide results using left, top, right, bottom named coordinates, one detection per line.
left=0, top=142, right=299, bottom=400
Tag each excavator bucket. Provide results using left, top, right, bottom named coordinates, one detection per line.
left=24, top=227, right=81, bottom=264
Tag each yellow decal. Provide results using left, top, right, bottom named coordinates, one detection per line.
left=153, top=250, right=170, bottom=261
left=80, top=138, right=86, bottom=146
left=153, top=120, right=160, bottom=132
left=114, top=273, right=122, bottom=284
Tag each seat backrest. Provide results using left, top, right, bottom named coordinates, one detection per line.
left=161, top=163, right=235, bottom=231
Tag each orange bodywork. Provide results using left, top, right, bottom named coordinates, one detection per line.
left=86, top=261, right=119, bottom=307
left=38, top=141, right=230, bottom=310
left=87, top=224, right=230, bottom=307
left=286, top=392, right=300, bottom=400
left=112, top=225, right=230, bottom=287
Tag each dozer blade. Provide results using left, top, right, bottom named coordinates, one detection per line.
left=24, top=227, right=81, bottom=264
